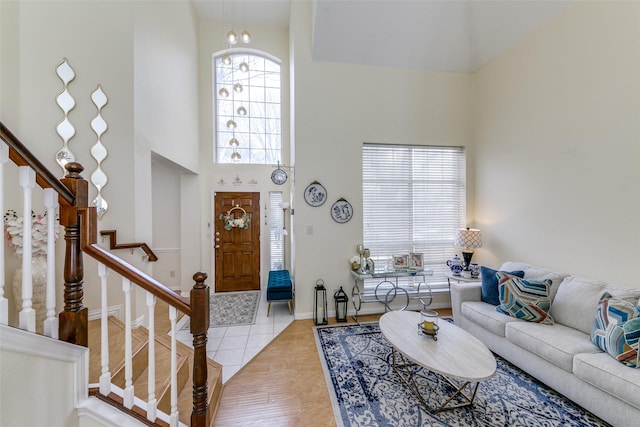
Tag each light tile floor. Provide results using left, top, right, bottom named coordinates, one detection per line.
left=176, top=289, right=294, bottom=383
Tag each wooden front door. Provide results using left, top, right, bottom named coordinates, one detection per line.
left=214, top=192, right=260, bottom=292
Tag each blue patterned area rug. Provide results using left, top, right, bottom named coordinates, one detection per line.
left=314, top=322, right=610, bottom=427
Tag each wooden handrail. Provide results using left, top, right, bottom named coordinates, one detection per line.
left=3, top=123, right=210, bottom=425
left=0, top=121, right=75, bottom=206
left=100, top=229, right=159, bottom=262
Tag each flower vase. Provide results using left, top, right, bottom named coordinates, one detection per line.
left=12, top=255, right=48, bottom=333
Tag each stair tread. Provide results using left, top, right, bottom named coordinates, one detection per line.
left=133, top=335, right=191, bottom=406
left=88, top=315, right=223, bottom=425
left=177, top=355, right=223, bottom=425
left=88, top=317, right=148, bottom=384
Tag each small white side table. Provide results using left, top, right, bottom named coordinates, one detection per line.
left=445, top=272, right=480, bottom=291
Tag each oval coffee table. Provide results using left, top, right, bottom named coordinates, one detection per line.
left=379, top=310, right=496, bottom=413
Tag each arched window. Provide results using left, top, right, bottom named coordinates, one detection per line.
left=214, top=50, right=281, bottom=164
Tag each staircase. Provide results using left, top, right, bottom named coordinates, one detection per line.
left=88, top=315, right=223, bottom=426
left=1, top=121, right=223, bottom=426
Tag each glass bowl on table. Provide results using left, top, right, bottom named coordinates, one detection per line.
left=418, top=309, right=440, bottom=340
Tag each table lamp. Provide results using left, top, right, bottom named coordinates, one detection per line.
left=454, top=227, right=482, bottom=270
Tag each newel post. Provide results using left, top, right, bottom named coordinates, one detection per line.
left=191, top=271, right=210, bottom=426
left=58, top=162, right=89, bottom=346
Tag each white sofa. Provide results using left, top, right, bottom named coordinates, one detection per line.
left=450, top=261, right=640, bottom=427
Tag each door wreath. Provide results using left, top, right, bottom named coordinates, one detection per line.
left=220, top=205, right=251, bottom=230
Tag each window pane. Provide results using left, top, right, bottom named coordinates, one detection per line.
left=269, top=192, right=284, bottom=270
left=363, top=144, right=465, bottom=289
left=215, top=52, right=282, bottom=164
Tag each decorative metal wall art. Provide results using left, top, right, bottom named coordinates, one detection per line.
left=89, top=85, right=109, bottom=219
left=55, top=58, right=77, bottom=176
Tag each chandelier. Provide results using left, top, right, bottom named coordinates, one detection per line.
left=221, top=0, right=251, bottom=161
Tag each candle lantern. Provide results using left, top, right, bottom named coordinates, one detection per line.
left=314, top=279, right=328, bottom=326
left=334, top=286, right=349, bottom=322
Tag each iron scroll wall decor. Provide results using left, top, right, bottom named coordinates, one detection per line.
left=220, top=204, right=251, bottom=230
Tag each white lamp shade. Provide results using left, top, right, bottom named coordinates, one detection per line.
left=280, top=202, right=290, bottom=210
left=454, top=228, right=482, bottom=248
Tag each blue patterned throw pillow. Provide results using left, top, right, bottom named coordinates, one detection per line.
left=496, top=272, right=554, bottom=324
left=481, top=266, right=525, bottom=306
left=591, top=292, right=640, bottom=368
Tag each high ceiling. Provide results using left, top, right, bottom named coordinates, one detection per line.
left=192, top=0, right=572, bottom=72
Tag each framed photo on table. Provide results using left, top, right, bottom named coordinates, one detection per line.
left=392, top=255, right=409, bottom=270
left=410, top=253, right=424, bottom=270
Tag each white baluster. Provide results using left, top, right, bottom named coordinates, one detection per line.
left=19, top=166, right=35, bottom=332
left=43, top=188, right=58, bottom=338
left=123, top=278, right=134, bottom=408
left=146, top=292, right=157, bottom=422
left=0, top=143, right=8, bottom=325
left=169, top=306, right=178, bottom=427
left=99, top=263, right=111, bottom=395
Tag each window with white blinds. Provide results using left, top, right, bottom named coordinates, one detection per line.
left=362, top=144, right=465, bottom=288
left=269, top=191, right=284, bottom=270
left=215, top=51, right=282, bottom=164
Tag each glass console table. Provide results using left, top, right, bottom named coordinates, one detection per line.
left=350, top=268, right=434, bottom=322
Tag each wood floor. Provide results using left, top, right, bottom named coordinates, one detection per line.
left=213, top=308, right=452, bottom=426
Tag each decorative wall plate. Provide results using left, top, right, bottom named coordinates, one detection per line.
left=304, top=181, right=327, bottom=207
left=331, top=198, right=353, bottom=223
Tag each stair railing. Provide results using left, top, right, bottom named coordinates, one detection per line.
left=1, top=121, right=211, bottom=427
left=100, top=229, right=159, bottom=262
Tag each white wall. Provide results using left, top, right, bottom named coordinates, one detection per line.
left=290, top=1, right=472, bottom=318
left=134, top=0, right=201, bottom=294
left=473, top=1, right=640, bottom=286
left=1, top=324, right=88, bottom=427
left=133, top=0, right=200, bottom=173
left=151, top=155, right=182, bottom=289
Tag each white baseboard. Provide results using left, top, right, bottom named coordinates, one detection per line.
left=87, top=306, right=144, bottom=329
left=88, top=305, right=123, bottom=323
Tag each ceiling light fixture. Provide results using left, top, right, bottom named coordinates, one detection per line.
left=226, top=30, right=238, bottom=45
left=240, top=0, right=251, bottom=44
left=222, top=0, right=252, bottom=162
left=240, top=30, right=251, bottom=44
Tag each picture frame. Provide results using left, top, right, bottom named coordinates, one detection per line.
left=410, top=253, right=424, bottom=270
left=392, top=254, right=409, bottom=270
